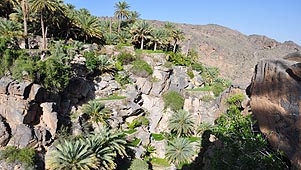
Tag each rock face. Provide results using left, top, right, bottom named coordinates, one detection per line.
left=248, top=52, right=301, bottom=169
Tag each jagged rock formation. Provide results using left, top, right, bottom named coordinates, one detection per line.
left=247, top=52, right=301, bottom=169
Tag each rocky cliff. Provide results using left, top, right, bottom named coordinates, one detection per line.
left=247, top=52, right=301, bottom=169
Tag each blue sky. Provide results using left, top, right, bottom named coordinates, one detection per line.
left=64, top=0, right=301, bottom=45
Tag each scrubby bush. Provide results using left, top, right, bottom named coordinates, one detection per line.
left=131, top=59, right=153, bottom=77
left=82, top=100, right=111, bottom=124
left=116, top=52, right=136, bottom=65
left=11, top=55, right=36, bottom=80
left=209, top=94, right=288, bottom=170
left=187, top=68, right=194, bottom=79
left=167, top=52, right=192, bottom=66
left=0, top=146, right=35, bottom=168
left=129, top=159, right=149, bottom=170
left=163, top=91, right=184, bottom=111
left=37, top=57, right=72, bottom=92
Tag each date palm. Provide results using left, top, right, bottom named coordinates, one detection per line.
left=74, top=9, right=102, bottom=42
left=165, top=137, right=195, bottom=167
left=131, top=20, right=152, bottom=50
left=0, top=17, right=22, bottom=38
left=171, top=29, right=185, bottom=53
left=46, top=140, right=99, bottom=170
left=150, top=29, right=167, bottom=51
left=114, top=1, right=130, bottom=32
left=30, top=0, right=63, bottom=49
left=168, top=109, right=195, bottom=137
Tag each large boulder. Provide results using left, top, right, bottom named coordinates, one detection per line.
left=247, top=52, right=301, bottom=169
left=0, top=116, right=9, bottom=146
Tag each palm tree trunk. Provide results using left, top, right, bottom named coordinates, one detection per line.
left=22, top=0, right=29, bottom=49
left=40, top=13, right=46, bottom=49
left=118, top=15, right=122, bottom=33
left=140, top=38, right=144, bottom=50
left=154, top=42, right=157, bottom=51
left=110, top=17, right=112, bottom=34
left=173, top=39, right=177, bottom=53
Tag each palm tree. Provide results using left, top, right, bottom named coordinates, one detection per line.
left=168, top=109, right=195, bottom=137
left=171, top=29, right=185, bottom=53
left=30, top=0, right=63, bottom=49
left=46, top=140, right=99, bottom=170
left=131, top=20, right=152, bottom=50
left=165, top=137, right=195, bottom=167
left=74, top=9, right=102, bottom=42
left=0, top=17, right=23, bottom=38
left=150, top=29, right=167, bottom=51
left=82, top=100, right=111, bottom=124
left=84, top=128, right=128, bottom=169
left=128, top=10, right=140, bottom=23
left=104, top=32, right=119, bottom=45
left=114, top=1, right=130, bottom=32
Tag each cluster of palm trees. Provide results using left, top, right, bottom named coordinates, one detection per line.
left=0, top=0, right=185, bottom=53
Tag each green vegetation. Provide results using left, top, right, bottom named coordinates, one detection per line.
left=200, top=95, right=215, bottom=102
left=151, top=157, right=170, bottom=167
left=209, top=94, right=287, bottom=169
left=163, top=91, right=184, bottom=111
left=127, top=116, right=149, bottom=129
left=151, top=133, right=165, bottom=141
left=168, top=110, right=195, bottom=137
left=0, top=146, right=35, bottom=168
left=129, top=159, right=149, bottom=170
left=187, top=68, right=194, bottom=79
left=131, top=59, right=153, bottom=77
left=96, top=95, right=127, bottom=101
left=165, top=137, right=195, bottom=168
left=82, top=100, right=111, bottom=123
left=47, top=128, right=127, bottom=170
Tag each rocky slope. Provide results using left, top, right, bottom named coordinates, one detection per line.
left=150, top=20, right=301, bottom=87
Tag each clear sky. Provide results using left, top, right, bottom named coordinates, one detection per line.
left=64, top=0, right=301, bottom=45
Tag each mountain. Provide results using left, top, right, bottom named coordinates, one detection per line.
left=150, top=20, right=301, bottom=87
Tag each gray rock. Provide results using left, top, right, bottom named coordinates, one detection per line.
left=28, top=84, right=45, bottom=102
left=40, top=102, right=58, bottom=137
left=0, top=76, right=13, bottom=94
left=8, top=124, right=33, bottom=148
left=0, top=116, right=9, bottom=146
left=7, top=80, right=32, bottom=98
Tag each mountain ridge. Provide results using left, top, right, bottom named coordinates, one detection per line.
left=148, top=20, right=300, bottom=86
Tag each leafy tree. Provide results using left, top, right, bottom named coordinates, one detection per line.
left=131, top=20, right=152, bottom=50
left=169, top=110, right=195, bottom=137
left=114, top=1, right=130, bottom=32
left=46, top=140, right=99, bottom=170
left=165, top=137, right=195, bottom=167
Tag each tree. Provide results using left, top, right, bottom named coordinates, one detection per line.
left=150, top=29, right=167, bottom=51
left=114, top=1, right=130, bottom=32
left=168, top=109, right=195, bottom=137
left=171, top=29, right=185, bottom=53
left=30, top=0, right=63, bottom=49
left=74, top=9, right=102, bottom=42
left=46, top=140, right=99, bottom=170
left=131, top=20, right=152, bottom=50
left=0, top=17, right=22, bottom=38
left=165, top=137, right=195, bottom=167
left=21, top=0, right=29, bottom=48
left=128, top=10, right=140, bottom=24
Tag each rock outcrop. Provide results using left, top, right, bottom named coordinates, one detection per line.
left=248, top=52, right=301, bottom=169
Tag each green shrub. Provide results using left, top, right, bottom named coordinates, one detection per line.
left=82, top=100, right=111, bottom=123
left=191, top=62, right=204, bottom=71
left=128, top=116, right=149, bottom=129
left=167, top=52, right=192, bottom=66
left=209, top=97, right=287, bottom=170
left=151, top=157, right=170, bottom=167
left=114, top=72, right=131, bottom=87
left=163, top=91, right=184, bottom=111
left=129, top=159, right=149, bottom=170
left=201, top=66, right=219, bottom=85
left=226, top=93, right=245, bottom=106
left=0, top=146, right=35, bottom=167
left=151, top=133, right=164, bottom=141
left=131, top=59, right=153, bottom=77
left=116, top=52, right=136, bottom=65
left=187, top=68, right=194, bottom=79
left=85, top=52, right=113, bottom=73
left=200, top=95, right=214, bottom=102
left=37, top=57, right=71, bottom=92
left=11, top=55, right=36, bottom=80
